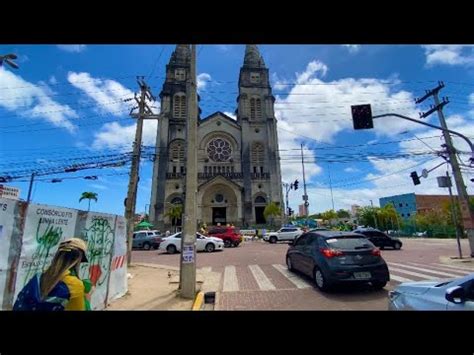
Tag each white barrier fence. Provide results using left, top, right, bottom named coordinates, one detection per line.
left=0, top=198, right=127, bottom=310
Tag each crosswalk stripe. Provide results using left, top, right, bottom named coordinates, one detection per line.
left=249, top=265, right=276, bottom=290
left=432, top=263, right=474, bottom=273
left=223, top=266, right=239, bottom=292
left=390, top=274, right=414, bottom=283
left=388, top=266, right=440, bottom=280
left=388, top=262, right=461, bottom=278
left=407, top=262, right=468, bottom=276
left=272, top=264, right=312, bottom=289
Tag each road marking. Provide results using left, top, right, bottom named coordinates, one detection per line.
left=223, top=266, right=239, bottom=292
left=249, top=265, right=276, bottom=290
left=432, top=263, right=474, bottom=273
left=272, top=264, right=311, bottom=289
left=390, top=274, right=414, bottom=283
left=388, top=262, right=461, bottom=278
left=388, top=266, right=440, bottom=280
left=407, top=262, right=468, bottom=276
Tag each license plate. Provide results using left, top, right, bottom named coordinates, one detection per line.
left=354, top=272, right=371, bottom=279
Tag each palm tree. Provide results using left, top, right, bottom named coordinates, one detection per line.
left=79, top=192, right=98, bottom=212
left=165, top=204, right=183, bottom=232
left=264, top=202, right=281, bottom=227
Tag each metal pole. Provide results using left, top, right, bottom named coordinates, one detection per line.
left=328, top=165, right=335, bottom=211
left=179, top=44, right=197, bottom=299
left=125, top=78, right=146, bottom=265
left=370, top=200, right=378, bottom=229
left=301, top=144, right=309, bottom=216
left=26, top=172, right=35, bottom=203
left=447, top=172, right=463, bottom=258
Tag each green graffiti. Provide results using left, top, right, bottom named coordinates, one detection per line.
left=23, top=221, right=63, bottom=286
left=80, top=217, right=114, bottom=287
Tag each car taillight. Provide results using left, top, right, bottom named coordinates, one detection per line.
left=320, top=248, right=344, bottom=258
left=371, top=248, right=381, bottom=256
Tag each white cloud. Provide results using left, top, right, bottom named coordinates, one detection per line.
left=422, top=45, right=474, bottom=66
left=89, top=183, right=108, bottom=190
left=223, top=111, right=237, bottom=120
left=344, top=167, right=360, bottom=173
left=57, top=45, right=87, bottom=53
left=216, top=45, right=231, bottom=52
left=92, top=119, right=158, bottom=150
left=342, top=45, right=361, bottom=54
left=67, top=71, right=135, bottom=115
left=0, top=67, right=78, bottom=132
left=197, top=73, right=211, bottom=90
left=49, top=76, right=57, bottom=85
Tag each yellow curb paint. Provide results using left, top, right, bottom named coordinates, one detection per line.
left=192, top=291, right=204, bottom=311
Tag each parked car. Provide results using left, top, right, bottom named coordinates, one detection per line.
left=132, top=230, right=162, bottom=250
left=159, top=232, right=224, bottom=254
left=264, top=227, right=303, bottom=244
left=310, top=227, right=329, bottom=232
left=389, top=273, right=474, bottom=310
left=354, top=228, right=403, bottom=250
left=286, top=231, right=390, bottom=292
left=207, top=226, right=242, bottom=247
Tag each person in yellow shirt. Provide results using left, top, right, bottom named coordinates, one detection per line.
left=14, top=238, right=90, bottom=311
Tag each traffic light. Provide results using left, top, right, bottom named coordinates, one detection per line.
left=293, top=179, right=299, bottom=190
left=351, top=104, right=373, bottom=130
left=410, top=171, right=421, bottom=185
left=288, top=208, right=293, bottom=216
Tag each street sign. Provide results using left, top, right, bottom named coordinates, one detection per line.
left=437, top=176, right=452, bottom=188
left=0, top=185, right=20, bottom=200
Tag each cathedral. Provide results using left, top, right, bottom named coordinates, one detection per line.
left=149, top=45, right=283, bottom=230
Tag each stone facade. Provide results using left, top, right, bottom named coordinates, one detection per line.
left=149, top=45, right=283, bottom=230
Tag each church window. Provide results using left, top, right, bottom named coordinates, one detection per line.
left=175, top=68, right=186, bottom=81
left=173, top=94, right=186, bottom=119
left=207, top=138, right=232, bottom=162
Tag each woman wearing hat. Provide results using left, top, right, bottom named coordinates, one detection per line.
left=14, top=238, right=90, bottom=311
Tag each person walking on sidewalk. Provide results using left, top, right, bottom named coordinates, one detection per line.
left=13, top=238, right=90, bottom=311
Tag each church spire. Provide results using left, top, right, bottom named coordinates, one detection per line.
left=243, top=45, right=265, bottom=68
left=169, top=44, right=190, bottom=65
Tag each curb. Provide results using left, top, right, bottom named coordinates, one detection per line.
left=192, top=291, right=204, bottom=311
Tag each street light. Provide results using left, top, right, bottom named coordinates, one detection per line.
left=0, top=54, right=19, bottom=69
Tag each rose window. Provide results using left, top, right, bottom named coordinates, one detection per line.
left=207, top=138, right=232, bottom=162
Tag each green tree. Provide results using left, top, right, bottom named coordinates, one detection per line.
left=79, top=192, right=98, bottom=212
left=264, top=202, right=281, bottom=226
left=321, top=209, right=337, bottom=224
left=336, top=209, right=350, bottom=218
left=165, top=204, right=183, bottom=232
left=357, top=206, right=378, bottom=228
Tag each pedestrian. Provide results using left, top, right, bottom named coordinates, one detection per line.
left=165, top=230, right=170, bottom=238
left=13, top=238, right=90, bottom=311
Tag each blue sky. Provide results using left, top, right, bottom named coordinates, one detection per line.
left=1, top=44, right=474, bottom=217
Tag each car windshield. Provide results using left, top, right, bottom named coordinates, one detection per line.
left=324, top=237, right=372, bottom=250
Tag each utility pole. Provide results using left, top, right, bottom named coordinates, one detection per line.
left=446, top=171, right=463, bottom=259
left=301, top=144, right=309, bottom=216
left=179, top=44, right=198, bottom=299
left=125, top=77, right=157, bottom=265
left=416, top=82, right=474, bottom=257
left=328, top=165, right=335, bottom=211
left=26, top=172, right=36, bottom=203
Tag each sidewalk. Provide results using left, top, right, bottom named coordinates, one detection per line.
left=107, top=263, right=220, bottom=310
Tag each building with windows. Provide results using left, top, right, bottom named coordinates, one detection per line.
left=379, top=193, right=471, bottom=220
left=149, top=45, right=283, bottom=230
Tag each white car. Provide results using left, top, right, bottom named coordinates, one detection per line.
left=159, top=232, right=224, bottom=254
left=264, top=227, right=303, bottom=244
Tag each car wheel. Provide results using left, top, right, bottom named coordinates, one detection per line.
left=394, top=242, right=402, bottom=250
left=269, top=236, right=277, bottom=244
left=314, top=267, right=331, bottom=292
left=205, top=243, right=215, bottom=253
left=380, top=246, right=385, bottom=250
left=143, top=242, right=151, bottom=250
left=371, top=280, right=387, bottom=290
left=233, top=241, right=240, bottom=247
left=286, top=256, right=294, bottom=272
left=224, top=239, right=232, bottom=248
left=167, top=244, right=177, bottom=254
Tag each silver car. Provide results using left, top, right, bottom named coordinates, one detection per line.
left=389, top=273, right=474, bottom=310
